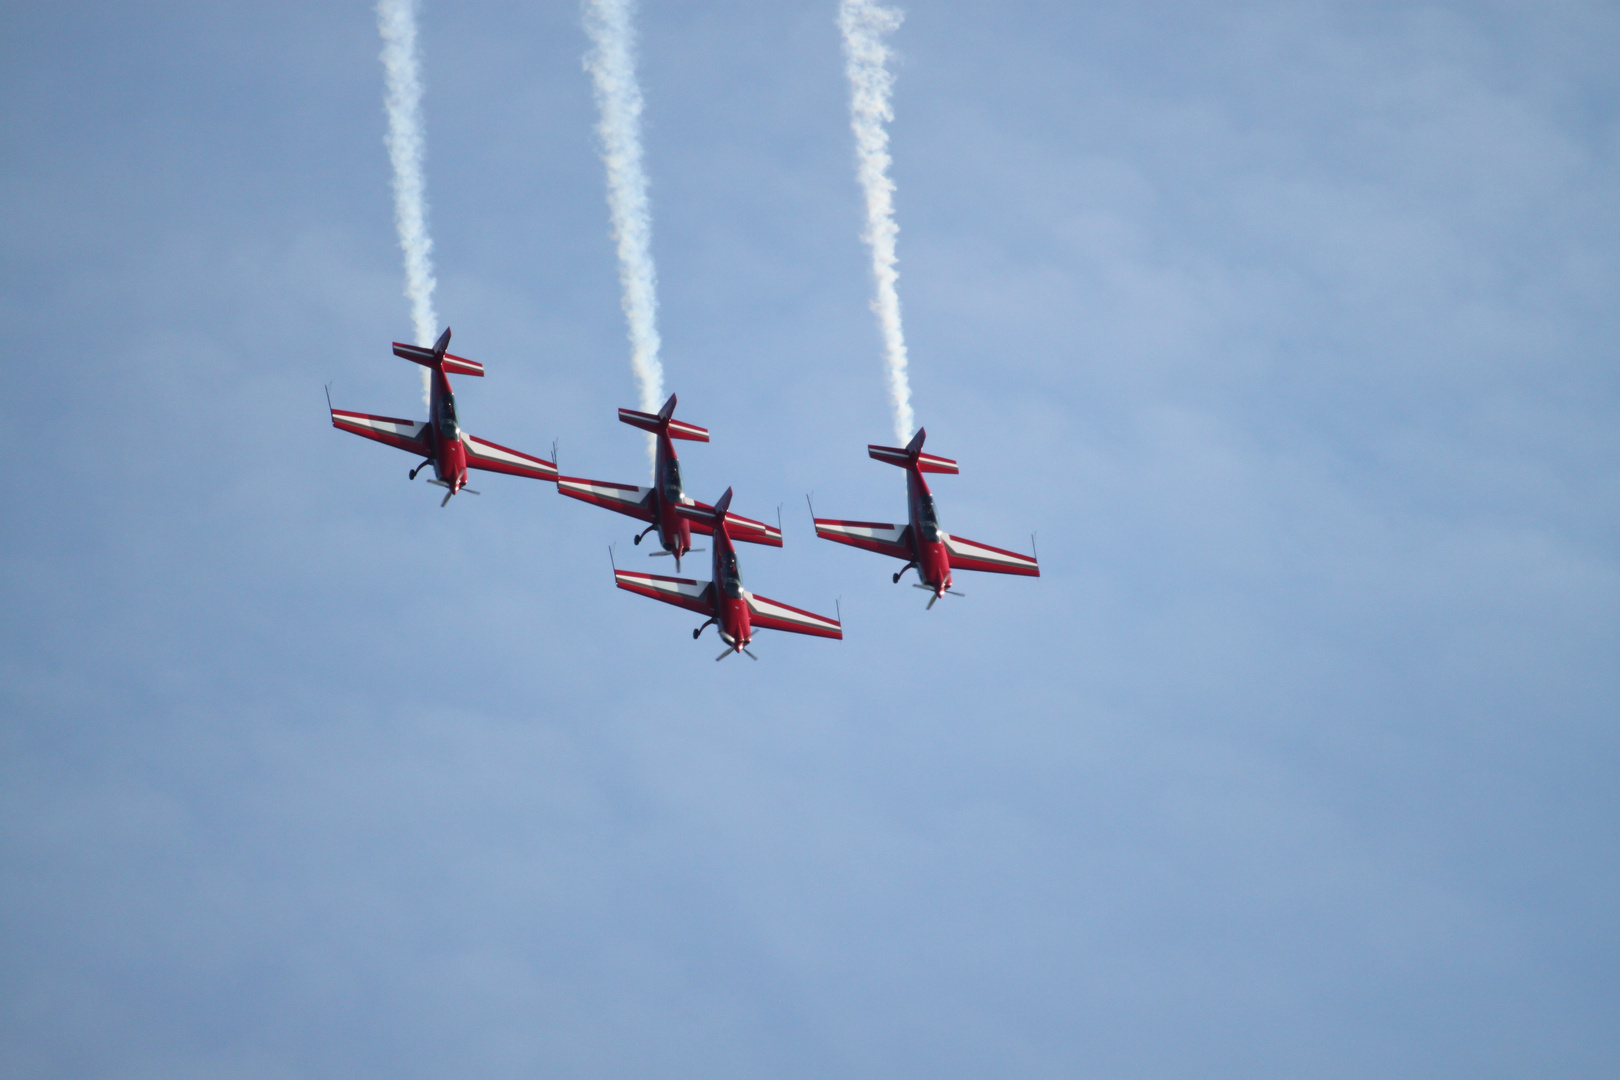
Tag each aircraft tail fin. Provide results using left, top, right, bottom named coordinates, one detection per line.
left=867, top=428, right=958, bottom=473
left=674, top=487, right=733, bottom=529
left=392, top=327, right=484, bottom=377
left=619, top=393, right=710, bottom=441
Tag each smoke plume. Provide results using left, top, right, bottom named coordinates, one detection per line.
left=583, top=0, right=665, bottom=460
left=839, top=0, right=915, bottom=445
left=377, top=0, right=438, bottom=404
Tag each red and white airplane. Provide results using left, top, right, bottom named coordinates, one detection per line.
left=813, top=429, right=1039, bottom=608
left=614, top=488, right=842, bottom=660
left=557, top=393, right=782, bottom=570
left=329, top=328, right=557, bottom=506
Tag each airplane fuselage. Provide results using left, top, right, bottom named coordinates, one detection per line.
left=650, top=431, right=694, bottom=561
left=906, top=466, right=953, bottom=600
left=426, top=368, right=469, bottom=495
left=709, top=521, right=753, bottom=652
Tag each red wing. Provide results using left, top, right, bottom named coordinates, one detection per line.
left=558, top=476, right=656, bottom=523
left=614, top=571, right=715, bottom=616
left=462, top=434, right=557, bottom=481
left=745, top=592, right=842, bottom=640
left=813, top=518, right=914, bottom=560
left=943, top=533, right=1040, bottom=576
left=332, top=408, right=430, bottom=456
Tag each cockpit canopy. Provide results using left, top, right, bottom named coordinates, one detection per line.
left=720, top=550, right=744, bottom=599
left=916, top=493, right=942, bottom=542
left=662, top=457, right=683, bottom=503
left=437, top=393, right=459, bottom=441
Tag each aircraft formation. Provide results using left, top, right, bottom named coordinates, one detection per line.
left=329, top=328, right=1038, bottom=660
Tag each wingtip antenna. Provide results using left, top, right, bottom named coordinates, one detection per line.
left=607, top=543, right=617, bottom=574
left=805, top=492, right=815, bottom=519
left=324, top=382, right=332, bottom=411
left=552, top=438, right=559, bottom=470
left=1031, top=531, right=1039, bottom=562
left=836, top=595, right=843, bottom=626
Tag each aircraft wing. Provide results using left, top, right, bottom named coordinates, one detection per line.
left=943, top=533, right=1040, bottom=576
left=462, top=434, right=557, bottom=481
left=331, top=408, right=430, bottom=456
left=745, top=592, right=843, bottom=640
left=812, top=518, right=914, bottom=560
left=614, top=570, right=715, bottom=616
left=558, top=476, right=656, bottom=523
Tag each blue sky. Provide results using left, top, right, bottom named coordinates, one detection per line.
left=2, top=1, right=1617, bottom=1076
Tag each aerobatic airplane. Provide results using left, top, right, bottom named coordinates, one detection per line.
left=812, top=429, right=1039, bottom=608
left=557, top=394, right=782, bottom=570
left=614, top=488, right=842, bottom=660
left=329, top=328, right=557, bottom=506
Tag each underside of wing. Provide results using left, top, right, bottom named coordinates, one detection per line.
left=463, top=434, right=557, bottom=481
left=558, top=476, right=656, bottom=522
left=723, top=510, right=783, bottom=547
left=332, top=408, right=430, bottom=456
left=813, top=518, right=914, bottom=560
left=943, top=533, right=1040, bottom=576
left=745, top=592, right=843, bottom=640
left=614, top=571, right=715, bottom=615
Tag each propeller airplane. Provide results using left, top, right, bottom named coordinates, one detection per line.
left=329, top=327, right=558, bottom=505
left=812, top=428, right=1039, bottom=608
left=558, top=394, right=782, bottom=571
left=613, top=488, right=842, bottom=660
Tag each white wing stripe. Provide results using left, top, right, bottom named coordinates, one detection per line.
left=561, top=479, right=651, bottom=501
left=820, top=521, right=904, bottom=545
left=337, top=414, right=425, bottom=439
left=747, top=593, right=840, bottom=633
left=944, top=535, right=1037, bottom=568
left=465, top=436, right=543, bottom=468
left=618, top=572, right=708, bottom=601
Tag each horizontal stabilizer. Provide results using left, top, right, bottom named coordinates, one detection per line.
left=392, top=341, right=485, bottom=377
left=618, top=408, right=709, bottom=441
left=674, top=502, right=782, bottom=546
left=866, top=443, right=958, bottom=474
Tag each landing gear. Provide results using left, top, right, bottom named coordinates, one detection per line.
left=633, top=524, right=657, bottom=546
left=693, top=618, right=716, bottom=640
left=409, top=457, right=433, bottom=480
left=893, top=561, right=916, bottom=584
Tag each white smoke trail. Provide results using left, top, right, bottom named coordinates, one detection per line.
left=582, top=0, right=664, bottom=463
left=839, top=0, right=914, bottom=445
left=377, top=0, right=438, bottom=405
